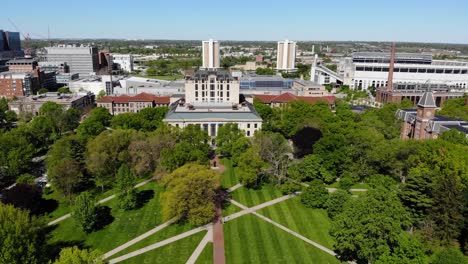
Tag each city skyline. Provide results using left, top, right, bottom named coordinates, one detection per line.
left=2, top=0, right=468, bottom=44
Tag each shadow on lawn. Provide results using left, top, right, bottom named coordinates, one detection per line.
left=43, top=224, right=86, bottom=261
left=134, top=189, right=155, bottom=210
left=94, top=205, right=115, bottom=231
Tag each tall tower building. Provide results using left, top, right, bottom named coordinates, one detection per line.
left=276, top=39, right=297, bottom=72
left=414, top=91, right=436, bottom=139
left=202, top=39, right=220, bottom=69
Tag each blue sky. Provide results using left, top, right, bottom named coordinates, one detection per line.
left=1, top=0, right=467, bottom=43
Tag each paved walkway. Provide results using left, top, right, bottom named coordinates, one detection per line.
left=108, top=223, right=212, bottom=264
left=286, top=177, right=367, bottom=193
left=227, top=183, right=242, bottom=193
left=186, top=227, right=213, bottom=264
left=47, top=179, right=153, bottom=226
left=213, top=202, right=225, bottom=264
left=103, top=218, right=177, bottom=259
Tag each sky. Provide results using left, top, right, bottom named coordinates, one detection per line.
left=1, top=0, right=468, bottom=43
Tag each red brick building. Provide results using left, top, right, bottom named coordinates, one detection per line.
left=97, top=92, right=170, bottom=115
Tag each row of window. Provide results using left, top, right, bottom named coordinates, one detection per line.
left=356, top=66, right=468, bottom=74
left=195, top=84, right=230, bottom=91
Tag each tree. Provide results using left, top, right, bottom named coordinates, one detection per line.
left=237, top=146, right=266, bottom=188
left=438, top=96, right=468, bottom=121
left=431, top=248, right=468, bottom=264
left=115, top=164, right=137, bottom=210
left=48, top=159, right=83, bottom=199
left=440, top=128, right=468, bottom=146
left=57, top=87, right=71, bottom=94
left=300, top=180, right=329, bottom=208
left=52, top=246, right=104, bottom=264
left=161, top=163, right=220, bottom=225
left=255, top=67, right=275, bottom=75
left=0, top=204, right=44, bottom=264
left=76, top=107, right=112, bottom=139
left=325, top=189, right=350, bottom=219
left=331, top=188, right=411, bottom=263
left=38, top=88, right=48, bottom=94
left=253, top=131, right=290, bottom=185
left=375, top=232, right=426, bottom=264
left=287, top=154, right=334, bottom=183
left=72, top=192, right=98, bottom=233
left=96, top=90, right=106, bottom=99
left=16, top=173, right=36, bottom=185
left=215, top=123, right=249, bottom=163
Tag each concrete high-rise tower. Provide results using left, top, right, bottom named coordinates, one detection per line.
left=202, top=39, right=220, bottom=69
left=276, top=39, right=297, bottom=72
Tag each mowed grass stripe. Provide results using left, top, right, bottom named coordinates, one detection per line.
left=221, top=159, right=238, bottom=188
left=119, top=231, right=206, bottom=264
left=113, top=222, right=197, bottom=258
left=194, top=242, right=213, bottom=264
left=258, top=197, right=335, bottom=249
left=225, top=215, right=340, bottom=264
left=230, top=184, right=283, bottom=207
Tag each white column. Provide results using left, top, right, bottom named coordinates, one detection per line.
left=282, top=40, right=289, bottom=70
left=208, top=39, right=213, bottom=69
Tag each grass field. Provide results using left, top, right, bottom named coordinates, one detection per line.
left=229, top=184, right=283, bottom=208
left=119, top=232, right=206, bottom=264
left=195, top=242, right=213, bottom=264
left=221, top=159, right=238, bottom=189
left=257, top=197, right=335, bottom=248
left=224, top=214, right=340, bottom=264
left=48, top=182, right=167, bottom=254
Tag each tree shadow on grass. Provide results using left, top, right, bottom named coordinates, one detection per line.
left=43, top=224, right=86, bottom=261
left=134, top=189, right=155, bottom=210
left=39, top=198, right=59, bottom=215
left=94, top=205, right=114, bottom=231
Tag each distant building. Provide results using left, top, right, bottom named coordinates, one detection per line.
left=202, top=39, right=220, bottom=69
left=397, top=92, right=468, bottom=139
left=97, top=92, right=170, bottom=115
left=292, top=80, right=330, bottom=97
left=276, top=40, right=297, bottom=72
left=0, top=30, right=23, bottom=60
left=6, top=58, right=38, bottom=73
left=0, top=69, right=56, bottom=98
left=255, top=54, right=263, bottom=63
left=112, top=54, right=134, bottom=73
left=8, top=92, right=95, bottom=116
left=38, top=61, right=69, bottom=73
left=115, top=76, right=184, bottom=96
left=69, top=75, right=116, bottom=95
left=253, top=92, right=336, bottom=108
left=185, top=70, right=239, bottom=104
left=45, top=45, right=99, bottom=77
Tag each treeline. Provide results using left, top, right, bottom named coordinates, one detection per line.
left=227, top=98, right=468, bottom=263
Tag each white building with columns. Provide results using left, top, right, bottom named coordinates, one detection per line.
left=164, top=69, right=262, bottom=137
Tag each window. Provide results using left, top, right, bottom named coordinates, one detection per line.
left=247, top=123, right=250, bottom=128
left=254, top=123, right=258, bottom=128
left=195, top=91, right=198, bottom=97
left=195, top=84, right=198, bottom=90
left=247, top=131, right=250, bottom=136
left=227, top=92, right=230, bottom=98
left=210, top=84, right=215, bottom=90
left=210, top=124, right=216, bottom=136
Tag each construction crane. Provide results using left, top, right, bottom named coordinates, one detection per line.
left=7, top=18, right=32, bottom=57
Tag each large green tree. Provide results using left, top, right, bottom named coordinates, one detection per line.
left=331, top=188, right=411, bottom=263
left=52, top=246, right=104, bottom=264
left=72, top=192, right=98, bottom=233
left=161, top=163, right=220, bottom=225
left=115, top=164, right=137, bottom=210
left=0, top=204, right=44, bottom=264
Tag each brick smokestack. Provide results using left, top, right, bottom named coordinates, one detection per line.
left=387, top=42, right=396, bottom=91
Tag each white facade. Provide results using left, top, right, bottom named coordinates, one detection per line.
left=276, top=40, right=297, bottom=72
left=185, top=71, right=240, bottom=104
left=69, top=75, right=112, bottom=95
left=202, top=39, right=220, bottom=69
left=168, top=119, right=262, bottom=138
left=341, top=53, right=468, bottom=91
left=112, top=54, right=134, bottom=73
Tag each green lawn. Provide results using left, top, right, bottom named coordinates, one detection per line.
left=221, top=159, right=238, bottom=189
left=118, top=231, right=206, bottom=264
left=224, top=214, right=340, bottom=264
left=257, top=197, right=335, bottom=248
left=229, top=184, right=283, bottom=208
left=222, top=201, right=242, bottom=217
left=42, top=178, right=151, bottom=223
left=195, top=242, right=213, bottom=264
left=48, top=182, right=166, bottom=254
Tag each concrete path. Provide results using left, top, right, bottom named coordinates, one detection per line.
left=252, top=211, right=337, bottom=256
left=103, top=218, right=177, bottom=259
left=227, top=183, right=242, bottom=193
left=223, top=194, right=297, bottom=223
left=47, top=179, right=153, bottom=226
left=108, top=223, right=212, bottom=264
left=186, top=227, right=213, bottom=264
left=285, top=177, right=367, bottom=193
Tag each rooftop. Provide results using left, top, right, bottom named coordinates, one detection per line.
left=9, top=92, right=93, bottom=104
left=97, top=92, right=170, bottom=104
left=189, top=69, right=235, bottom=81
